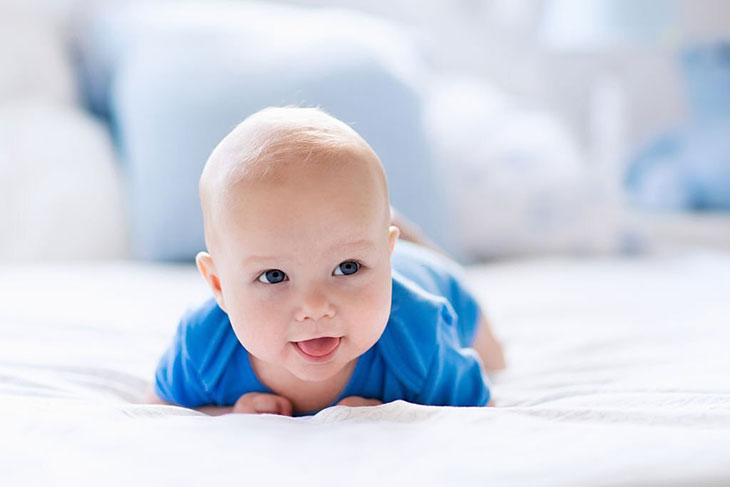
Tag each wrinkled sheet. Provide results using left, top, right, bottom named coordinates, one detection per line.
left=1, top=250, right=729, bottom=486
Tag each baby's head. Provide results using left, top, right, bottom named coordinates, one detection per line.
left=196, top=107, right=399, bottom=384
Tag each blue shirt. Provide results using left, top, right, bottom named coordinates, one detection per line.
left=155, top=241, right=490, bottom=415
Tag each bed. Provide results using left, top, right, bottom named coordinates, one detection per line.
left=2, top=247, right=729, bottom=486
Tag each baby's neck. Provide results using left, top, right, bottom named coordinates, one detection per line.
left=249, top=354, right=358, bottom=415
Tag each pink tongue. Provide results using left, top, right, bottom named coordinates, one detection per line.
left=297, top=337, right=340, bottom=357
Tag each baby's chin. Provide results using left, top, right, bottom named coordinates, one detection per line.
left=286, top=343, right=362, bottom=382
left=288, top=365, right=345, bottom=383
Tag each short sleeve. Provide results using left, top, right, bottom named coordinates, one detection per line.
left=391, top=241, right=482, bottom=347
left=416, top=304, right=490, bottom=407
left=154, top=319, right=213, bottom=408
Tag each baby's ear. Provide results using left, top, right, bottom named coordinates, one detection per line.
left=195, top=251, right=227, bottom=312
left=388, top=225, right=400, bottom=255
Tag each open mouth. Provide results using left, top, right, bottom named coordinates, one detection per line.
left=293, top=336, right=341, bottom=362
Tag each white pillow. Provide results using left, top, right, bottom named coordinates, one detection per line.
left=0, top=6, right=77, bottom=105
left=0, top=100, right=129, bottom=261
left=424, top=75, right=624, bottom=259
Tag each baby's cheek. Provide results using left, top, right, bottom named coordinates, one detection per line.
left=351, top=281, right=391, bottom=334
left=228, top=301, right=285, bottom=348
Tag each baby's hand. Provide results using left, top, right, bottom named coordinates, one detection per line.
left=232, top=392, right=293, bottom=416
left=336, top=396, right=383, bottom=407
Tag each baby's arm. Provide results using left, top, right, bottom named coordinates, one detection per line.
left=144, top=388, right=292, bottom=416
left=146, top=388, right=382, bottom=414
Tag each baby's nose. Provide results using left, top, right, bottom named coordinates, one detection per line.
left=294, top=286, right=335, bottom=322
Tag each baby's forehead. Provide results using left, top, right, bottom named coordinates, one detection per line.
left=214, top=154, right=388, bottom=258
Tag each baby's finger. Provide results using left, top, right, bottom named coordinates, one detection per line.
left=337, top=396, right=382, bottom=407
left=275, top=396, right=293, bottom=417
left=252, top=394, right=283, bottom=414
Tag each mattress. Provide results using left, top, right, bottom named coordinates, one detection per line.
left=1, top=249, right=729, bottom=486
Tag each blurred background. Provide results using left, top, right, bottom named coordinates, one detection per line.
left=2, top=0, right=729, bottom=264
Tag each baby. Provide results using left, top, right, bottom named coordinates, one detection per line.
left=149, top=106, right=505, bottom=416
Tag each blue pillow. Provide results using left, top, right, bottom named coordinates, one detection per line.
left=76, top=2, right=457, bottom=261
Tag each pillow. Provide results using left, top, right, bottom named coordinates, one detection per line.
left=0, top=6, right=77, bottom=105
left=0, top=100, right=128, bottom=261
left=75, top=1, right=456, bottom=261
left=423, top=75, right=625, bottom=260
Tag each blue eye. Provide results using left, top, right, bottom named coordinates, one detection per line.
left=333, top=261, right=360, bottom=276
left=258, top=269, right=288, bottom=284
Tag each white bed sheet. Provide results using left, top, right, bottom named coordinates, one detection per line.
left=1, top=250, right=729, bottom=486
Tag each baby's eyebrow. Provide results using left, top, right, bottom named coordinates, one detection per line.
left=329, top=238, right=376, bottom=251
left=242, top=239, right=375, bottom=267
left=241, top=255, right=280, bottom=267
